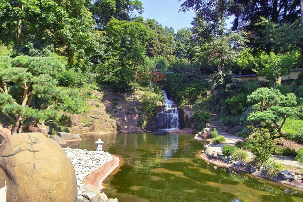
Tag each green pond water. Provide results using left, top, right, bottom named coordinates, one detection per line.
left=68, top=133, right=303, bottom=202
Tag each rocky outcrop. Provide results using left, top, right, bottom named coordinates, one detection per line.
left=69, top=90, right=144, bottom=134
left=0, top=133, right=77, bottom=201
left=179, top=105, right=195, bottom=129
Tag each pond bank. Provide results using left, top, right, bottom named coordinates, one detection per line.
left=63, top=147, right=121, bottom=201
left=199, top=152, right=303, bottom=191
left=196, top=120, right=303, bottom=191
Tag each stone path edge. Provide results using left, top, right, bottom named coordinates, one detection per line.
left=83, top=154, right=121, bottom=193
left=198, top=152, right=303, bottom=191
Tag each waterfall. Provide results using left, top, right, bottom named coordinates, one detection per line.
left=156, top=90, right=179, bottom=131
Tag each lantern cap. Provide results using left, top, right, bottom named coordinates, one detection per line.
left=95, top=138, right=104, bottom=144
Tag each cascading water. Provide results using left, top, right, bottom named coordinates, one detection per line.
left=156, top=90, right=179, bottom=131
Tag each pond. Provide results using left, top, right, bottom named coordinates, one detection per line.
left=68, top=133, right=303, bottom=202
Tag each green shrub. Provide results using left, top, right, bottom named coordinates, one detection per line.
left=277, top=85, right=293, bottom=95
left=0, top=56, right=12, bottom=69
left=231, top=149, right=248, bottom=161
left=265, top=160, right=284, bottom=178
left=211, top=128, right=219, bottom=138
left=222, top=115, right=242, bottom=127
left=193, top=111, right=211, bottom=131
left=247, top=132, right=275, bottom=165
left=295, top=86, right=303, bottom=98
left=222, top=145, right=236, bottom=156
left=212, top=135, right=226, bottom=144
left=296, top=147, right=303, bottom=163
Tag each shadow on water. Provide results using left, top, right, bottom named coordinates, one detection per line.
left=71, top=133, right=303, bottom=202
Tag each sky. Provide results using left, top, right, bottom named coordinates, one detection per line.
left=139, top=0, right=196, bottom=31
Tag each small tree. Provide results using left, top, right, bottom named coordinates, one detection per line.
left=247, top=87, right=296, bottom=136
left=0, top=56, right=85, bottom=135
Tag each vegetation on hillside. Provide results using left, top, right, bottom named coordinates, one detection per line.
left=1, top=0, right=303, bottom=165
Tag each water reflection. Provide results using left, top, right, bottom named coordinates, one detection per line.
left=73, top=133, right=303, bottom=202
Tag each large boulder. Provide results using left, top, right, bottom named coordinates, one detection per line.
left=0, top=132, right=77, bottom=202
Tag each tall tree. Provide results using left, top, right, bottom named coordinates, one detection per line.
left=97, top=18, right=149, bottom=91
left=174, top=28, right=196, bottom=60
left=90, top=0, right=143, bottom=30
left=144, top=19, right=175, bottom=60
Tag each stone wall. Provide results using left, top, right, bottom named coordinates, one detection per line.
left=179, top=105, right=195, bottom=129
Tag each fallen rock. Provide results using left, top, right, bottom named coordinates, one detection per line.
left=0, top=132, right=77, bottom=201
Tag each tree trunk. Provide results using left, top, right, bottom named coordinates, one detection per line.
left=11, top=117, right=20, bottom=135
left=16, top=3, right=24, bottom=50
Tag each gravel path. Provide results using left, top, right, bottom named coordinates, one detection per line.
left=63, top=147, right=113, bottom=195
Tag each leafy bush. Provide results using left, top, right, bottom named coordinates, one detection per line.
left=212, top=135, right=226, bottom=144
left=277, top=85, right=293, bottom=95
left=211, top=128, right=219, bottom=138
left=221, top=115, right=242, bottom=127
left=193, top=111, right=211, bottom=131
left=296, top=147, right=303, bottom=163
left=138, top=89, right=164, bottom=129
left=294, top=86, right=303, bottom=98
left=265, top=160, right=284, bottom=178
left=231, top=149, right=248, bottom=161
left=225, top=93, right=247, bottom=115
left=0, top=56, right=12, bottom=69
left=222, top=145, right=236, bottom=156
left=58, top=69, right=91, bottom=88
left=247, top=132, right=275, bottom=165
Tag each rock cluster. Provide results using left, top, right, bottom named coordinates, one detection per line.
left=63, top=147, right=113, bottom=195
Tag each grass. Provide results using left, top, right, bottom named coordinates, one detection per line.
left=282, top=118, right=303, bottom=141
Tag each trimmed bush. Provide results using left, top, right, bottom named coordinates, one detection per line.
left=211, top=128, right=219, bottom=138
left=212, top=135, right=226, bottom=144
left=231, top=149, right=248, bottom=161
left=222, top=145, right=236, bottom=156
left=247, top=132, right=275, bottom=165
left=265, top=160, right=284, bottom=178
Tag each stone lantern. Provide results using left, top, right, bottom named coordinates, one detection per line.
left=95, top=138, right=104, bottom=151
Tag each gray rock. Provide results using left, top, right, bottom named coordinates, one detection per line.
left=279, top=170, right=296, bottom=180
left=235, top=161, right=242, bottom=166
left=247, top=164, right=256, bottom=173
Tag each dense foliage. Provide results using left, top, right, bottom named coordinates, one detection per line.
left=0, top=0, right=303, bottom=167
